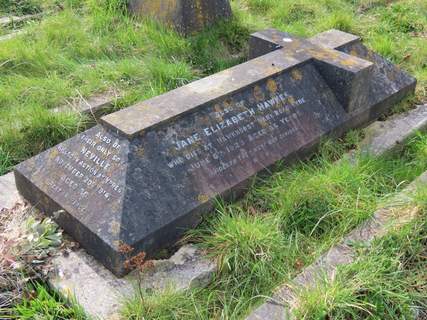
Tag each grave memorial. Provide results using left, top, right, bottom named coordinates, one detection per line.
left=15, top=29, right=416, bottom=276
left=128, top=0, right=232, bottom=35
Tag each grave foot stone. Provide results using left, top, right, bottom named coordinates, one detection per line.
left=15, top=29, right=416, bottom=276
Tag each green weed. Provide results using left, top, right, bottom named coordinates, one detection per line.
left=7, top=283, right=87, bottom=319
left=0, top=0, right=42, bottom=15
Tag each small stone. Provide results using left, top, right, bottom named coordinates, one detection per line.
left=0, top=173, right=21, bottom=211
left=53, top=89, right=119, bottom=119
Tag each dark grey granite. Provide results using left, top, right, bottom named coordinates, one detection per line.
left=15, top=29, right=416, bottom=276
left=127, top=0, right=232, bottom=35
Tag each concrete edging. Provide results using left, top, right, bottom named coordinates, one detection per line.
left=245, top=104, right=427, bottom=320
left=246, top=173, right=425, bottom=319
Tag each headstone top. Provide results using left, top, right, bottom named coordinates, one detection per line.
left=128, top=0, right=232, bottom=35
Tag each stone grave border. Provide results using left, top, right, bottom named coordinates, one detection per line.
left=245, top=104, right=427, bottom=320
left=0, top=13, right=44, bottom=27
left=246, top=175, right=427, bottom=320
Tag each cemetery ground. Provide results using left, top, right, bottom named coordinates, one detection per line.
left=0, top=0, right=426, bottom=319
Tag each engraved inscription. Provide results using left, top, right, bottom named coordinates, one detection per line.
left=165, top=88, right=307, bottom=179
left=45, top=129, right=125, bottom=212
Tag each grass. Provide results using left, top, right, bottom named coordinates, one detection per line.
left=0, top=0, right=426, bottom=318
left=0, top=0, right=44, bottom=15
left=294, top=199, right=427, bottom=319
left=4, top=283, right=87, bottom=319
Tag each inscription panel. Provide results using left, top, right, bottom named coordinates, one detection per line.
left=151, top=64, right=344, bottom=189
left=18, top=126, right=129, bottom=241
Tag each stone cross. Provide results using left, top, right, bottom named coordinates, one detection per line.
left=15, top=29, right=415, bottom=276
left=128, top=0, right=232, bottom=35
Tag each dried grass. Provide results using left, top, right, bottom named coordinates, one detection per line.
left=0, top=203, right=61, bottom=308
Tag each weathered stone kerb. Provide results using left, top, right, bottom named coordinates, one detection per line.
left=15, top=29, right=416, bottom=276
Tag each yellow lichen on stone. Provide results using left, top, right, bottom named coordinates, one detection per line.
left=350, top=48, right=359, bottom=57
left=136, top=147, right=145, bottom=158
left=49, top=149, right=59, bottom=159
left=214, top=104, right=222, bottom=113
left=110, top=201, right=122, bottom=213
left=340, top=57, right=361, bottom=68
left=193, top=0, right=207, bottom=30
left=259, top=119, right=269, bottom=128
left=136, top=0, right=179, bottom=25
left=267, top=79, right=278, bottom=94
left=291, top=69, right=303, bottom=81
left=197, top=194, right=209, bottom=203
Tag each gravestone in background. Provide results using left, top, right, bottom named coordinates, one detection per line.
left=15, top=29, right=416, bottom=276
left=128, top=0, right=232, bottom=35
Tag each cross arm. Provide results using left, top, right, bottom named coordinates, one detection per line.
left=249, top=29, right=374, bottom=113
